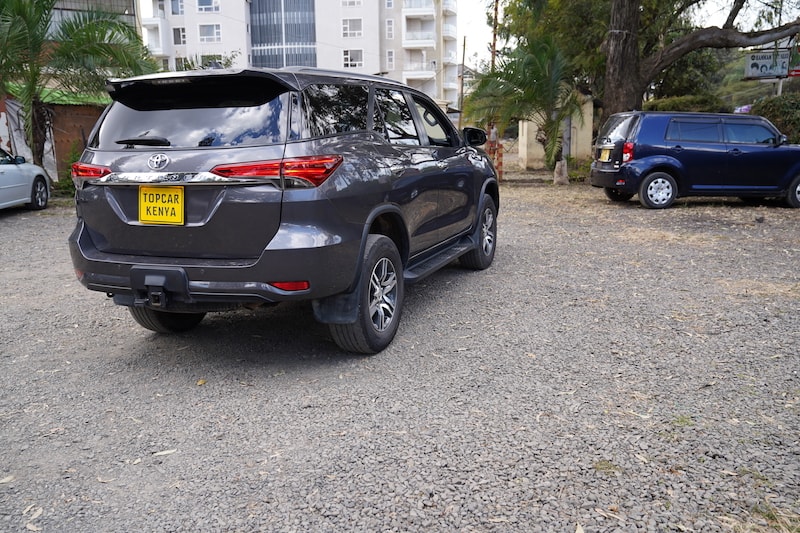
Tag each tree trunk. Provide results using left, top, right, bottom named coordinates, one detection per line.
left=602, top=0, right=644, bottom=121
left=31, top=100, right=50, bottom=168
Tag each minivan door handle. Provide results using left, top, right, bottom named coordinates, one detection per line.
left=729, top=148, right=742, bottom=156
left=672, top=145, right=684, bottom=153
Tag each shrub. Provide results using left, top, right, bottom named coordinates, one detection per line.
left=643, top=94, right=732, bottom=113
left=750, top=94, right=800, bottom=143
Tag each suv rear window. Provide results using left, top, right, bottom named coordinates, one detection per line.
left=598, top=114, right=638, bottom=144
left=91, top=83, right=291, bottom=149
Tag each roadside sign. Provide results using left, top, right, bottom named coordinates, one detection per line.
left=744, top=49, right=790, bottom=79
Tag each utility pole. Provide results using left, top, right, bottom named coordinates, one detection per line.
left=459, top=37, right=466, bottom=129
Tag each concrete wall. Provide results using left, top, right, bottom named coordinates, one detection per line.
left=518, top=97, right=593, bottom=170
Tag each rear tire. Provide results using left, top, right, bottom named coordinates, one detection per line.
left=639, top=172, right=677, bottom=209
left=27, top=177, right=48, bottom=210
left=128, top=307, right=206, bottom=333
left=604, top=187, right=634, bottom=202
left=461, top=195, right=497, bottom=270
left=329, top=235, right=404, bottom=354
left=786, top=175, right=800, bottom=208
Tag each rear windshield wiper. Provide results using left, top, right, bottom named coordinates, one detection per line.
left=115, top=136, right=171, bottom=147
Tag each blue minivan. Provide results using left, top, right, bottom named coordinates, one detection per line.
left=590, top=111, right=800, bottom=208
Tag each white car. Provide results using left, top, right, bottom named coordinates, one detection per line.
left=0, top=147, right=49, bottom=211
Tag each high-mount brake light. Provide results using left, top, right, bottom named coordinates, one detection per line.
left=71, top=162, right=112, bottom=180
left=210, top=156, right=343, bottom=187
left=622, top=142, right=635, bottom=162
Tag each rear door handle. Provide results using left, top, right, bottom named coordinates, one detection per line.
left=673, top=146, right=684, bottom=153
left=729, top=148, right=742, bottom=156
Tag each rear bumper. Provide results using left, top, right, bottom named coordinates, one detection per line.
left=68, top=220, right=360, bottom=311
left=590, top=164, right=640, bottom=194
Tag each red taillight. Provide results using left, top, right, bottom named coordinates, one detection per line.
left=282, top=156, right=343, bottom=187
left=269, top=281, right=310, bottom=291
left=622, top=142, right=634, bottom=162
left=71, top=162, right=112, bottom=180
left=210, top=155, right=343, bottom=187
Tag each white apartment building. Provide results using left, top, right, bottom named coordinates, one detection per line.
left=137, top=0, right=459, bottom=105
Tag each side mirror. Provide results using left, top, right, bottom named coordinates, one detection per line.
left=778, top=134, right=788, bottom=146
left=463, top=127, right=487, bottom=147
left=13, top=155, right=25, bottom=164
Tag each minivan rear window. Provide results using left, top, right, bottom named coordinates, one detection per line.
left=92, top=92, right=291, bottom=149
left=302, top=84, right=370, bottom=137
left=598, top=114, right=638, bottom=144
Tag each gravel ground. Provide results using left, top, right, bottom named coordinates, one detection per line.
left=1, top=183, right=798, bottom=532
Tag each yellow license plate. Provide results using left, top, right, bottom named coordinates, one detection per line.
left=139, top=186, right=184, bottom=225
left=600, top=148, right=611, bottom=162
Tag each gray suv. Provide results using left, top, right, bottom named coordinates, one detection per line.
left=69, top=68, right=499, bottom=353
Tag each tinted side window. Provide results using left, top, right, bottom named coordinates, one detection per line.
left=724, top=123, right=778, bottom=144
left=302, top=84, right=370, bottom=137
left=665, top=120, right=721, bottom=142
left=374, top=88, right=420, bottom=145
left=412, top=96, right=454, bottom=147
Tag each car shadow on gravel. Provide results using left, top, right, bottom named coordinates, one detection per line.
left=112, top=263, right=473, bottom=375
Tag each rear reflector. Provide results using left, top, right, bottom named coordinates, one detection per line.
left=269, top=281, right=310, bottom=291
left=211, top=155, right=343, bottom=187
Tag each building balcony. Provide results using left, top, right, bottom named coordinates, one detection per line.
left=442, top=51, right=458, bottom=65
left=442, top=23, right=457, bottom=40
left=403, top=0, right=435, bottom=20
left=403, top=31, right=436, bottom=49
left=403, top=62, right=436, bottom=80
left=442, top=0, right=457, bottom=15
left=142, top=15, right=171, bottom=57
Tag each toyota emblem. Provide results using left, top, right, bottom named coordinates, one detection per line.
left=148, top=153, right=170, bottom=170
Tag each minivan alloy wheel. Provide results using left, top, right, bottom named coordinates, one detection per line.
left=369, top=256, right=398, bottom=332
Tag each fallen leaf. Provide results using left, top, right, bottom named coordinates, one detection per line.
left=196, top=379, right=207, bottom=386
left=153, top=448, right=177, bottom=457
left=0, top=475, right=14, bottom=484
left=97, top=477, right=115, bottom=483
left=132, top=458, right=141, bottom=465
left=576, top=525, right=585, bottom=533
left=26, top=524, right=42, bottom=532
left=28, top=508, right=43, bottom=520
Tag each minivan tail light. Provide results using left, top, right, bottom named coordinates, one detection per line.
left=211, top=155, right=343, bottom=187
left=622, top=142, right=634, bottom=162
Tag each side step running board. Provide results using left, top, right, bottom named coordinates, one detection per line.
left=404, top=239, right=473, bottom=284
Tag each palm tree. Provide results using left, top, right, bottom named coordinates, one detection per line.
left=464, top=35, right=582, bottom=172
left=0, top=0, right=157, bottom=167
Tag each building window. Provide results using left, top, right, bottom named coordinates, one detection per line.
left=385, top=19, right=394, bottom=39
left=175, top=57, right=188, bottom=71
left=342, top=0, right=362, bottom=5
left=386, top=0, right=393, bottom=7
left=199, top=24, right=221, bottom=43
left=173, top=27, right=186, bottom=45
left=386, top=49, right=394, bottom=71
left=342, top=19, right=362, bottom=38
left=197, top=0, right=219, bottom=13
left=171, top=0, right=183, bottom=15
left=343, top=49, right=363, bottom=68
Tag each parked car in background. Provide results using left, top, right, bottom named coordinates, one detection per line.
left=69, top=68, right=499, bottom=353
left=0, top=148, right=49, bottom=211
left=590, top=111, right=800, bottom=209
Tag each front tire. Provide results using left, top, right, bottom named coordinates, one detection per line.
left=786, top=175, right=800, bottom=208
left=461, top=195, right=497, bottom=270
left=329, top=235, right=404, bottom=354
left=604, top=187, right=634, bottom=202
left=28, top=177, right=48, bottom=210
left=128, top=307, right=206, bottom=333
left=639, top=172, right=677, bottom=209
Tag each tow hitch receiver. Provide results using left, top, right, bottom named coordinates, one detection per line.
left=129, top=266, right=190, bottom=308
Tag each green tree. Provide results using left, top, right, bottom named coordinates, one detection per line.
left=499, top=0, right=800, bottom=120
left=464, top=35, right=582, bottom=170
left=0, top=0, right=157, bottom=167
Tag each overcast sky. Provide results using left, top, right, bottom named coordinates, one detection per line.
left=457, top=0, right=495, bottom=67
